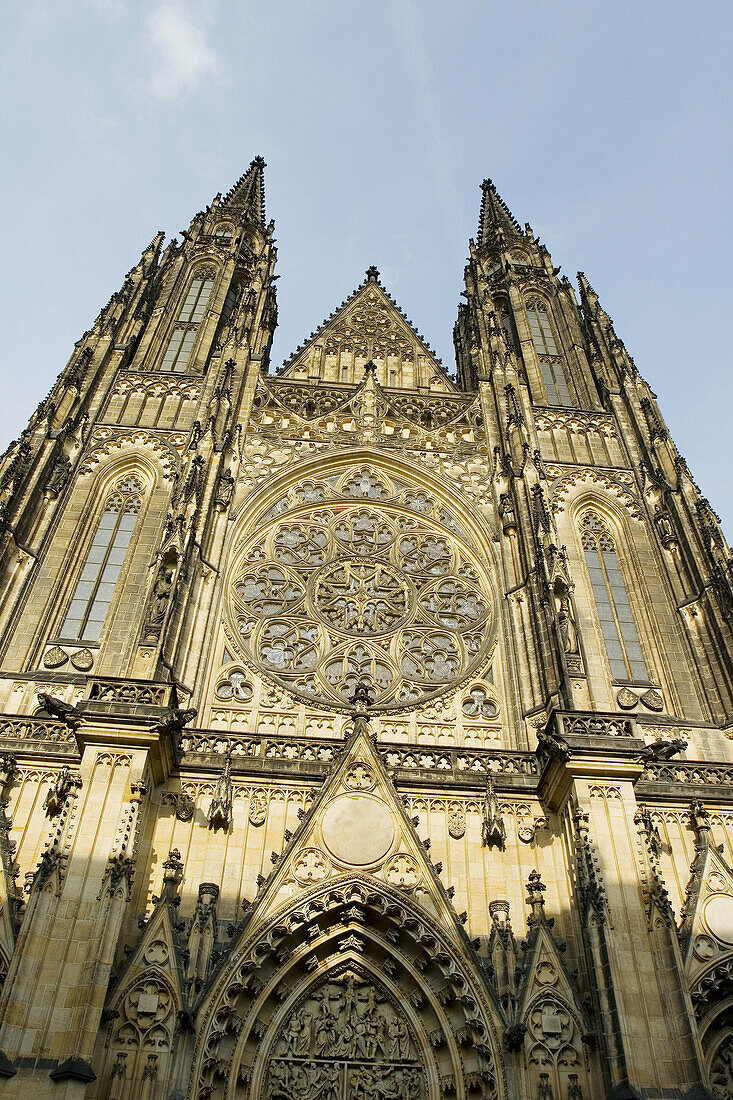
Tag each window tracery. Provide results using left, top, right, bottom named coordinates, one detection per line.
left=159, top=271, right=215, bottom=373
left=59, top=476, right=142, bottom=643
left=526, top=299, right=573, bottom=407
left=226, top=468, right=495, bottom=712
left=580, top=511, right=647, bottom=681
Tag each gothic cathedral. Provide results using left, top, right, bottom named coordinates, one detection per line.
left=0, top=158, right=731, bottom=1100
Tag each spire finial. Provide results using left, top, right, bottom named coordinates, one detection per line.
left=220, top=156, right=267, bottom=225
left=365, top=265, right=380, bottom=282
left=477, top=177, right=522, bottom=247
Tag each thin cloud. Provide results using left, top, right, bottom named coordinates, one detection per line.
left=146, top=3, right=219, bottom=101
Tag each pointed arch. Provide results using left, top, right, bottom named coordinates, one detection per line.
left=156, top=264, right=219, bottom=374
left=58, top=475, right=143, bottom=643
left=578, top=509, right=647, bottom=682
left=555, top=490, right=667, bottom=694
left=523, top=296, right=574, bottom=408
left=190, top=876, right=506, bottom=1100
left=33, top=453, right=164, bottom=667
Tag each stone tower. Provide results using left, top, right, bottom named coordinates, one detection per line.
left=0, top=160, right=731, bottom=1100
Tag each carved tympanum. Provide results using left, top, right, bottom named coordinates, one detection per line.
left=264, top=970, right=424, bottom=1100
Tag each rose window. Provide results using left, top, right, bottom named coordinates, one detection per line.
left=227, top=469, right=495, bottom=712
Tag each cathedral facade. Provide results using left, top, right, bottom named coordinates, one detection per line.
left=0, top=159, right=731, bottom=1099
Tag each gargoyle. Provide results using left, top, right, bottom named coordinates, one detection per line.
left=536, top=727, right=573, bottom=763
left=37, top=693, right=82, bottom=729
left=639, top=737, right=687, bottom=762
left=152, top=707, right=198, bottom=737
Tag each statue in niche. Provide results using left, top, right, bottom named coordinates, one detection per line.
left=45, top=453, right=72, bottom=498
left=214, top=468, right=235, bottom=511
left=557, top=594, right=579, bottom=654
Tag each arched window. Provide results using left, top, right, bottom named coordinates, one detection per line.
left=580, top=511, right=647, bottom=681
left=497, top=301, right=517, bottom=352
left=220, top=282, right=240, bottom=326
left=59, top=477, right=142, bottom=643
left=526, top=299, right=572, bottom=406
left=160, top=272, right=215, bottom=372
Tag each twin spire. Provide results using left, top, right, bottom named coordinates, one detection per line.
left=218, top=158, right=523, bottom=249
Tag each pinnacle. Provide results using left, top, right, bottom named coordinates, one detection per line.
left=220, top=156, right=267, bottom=225
left=477, top=177, right=522, bottom=247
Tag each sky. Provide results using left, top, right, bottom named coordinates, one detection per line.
left=1, top=0, right=732, bottom=532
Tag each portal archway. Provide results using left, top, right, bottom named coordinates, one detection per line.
left=191, top=877, right=506, bottom=1100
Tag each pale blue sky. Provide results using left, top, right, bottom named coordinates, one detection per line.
left=2, top=1, right=732, bottom=530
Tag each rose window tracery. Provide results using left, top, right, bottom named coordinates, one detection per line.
left=227, top=468, right=495, bottom=711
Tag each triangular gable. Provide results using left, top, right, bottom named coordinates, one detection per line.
left=516, top=921, right=586, bottom=1024
left=243, top=717, right=469, bottom=938
left=680, top=824, right=733, bottom=985
left=279, top=268, right=455, bottom=392
left=104, top=890, right=186, bottom=1020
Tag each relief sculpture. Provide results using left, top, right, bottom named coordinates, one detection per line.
left=264, top=970, right=424, bottom=1100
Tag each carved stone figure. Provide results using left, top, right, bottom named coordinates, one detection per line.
left=209, top=747, right=233, bottom=830
left=149, top=566, right=174, bottom=626
left=557, top=595, right=578, bottom=655
left=264, top=971, right=424, bottom=1100
left=44, top=766, right=81, bottom=816
left=45, top=453, right=72, bottom=498
left=482, top=777, right=506, bottom=849
left=215, top=468, right=235, bottom=510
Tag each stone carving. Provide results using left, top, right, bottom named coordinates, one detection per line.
left=640, top=688, right=664, bottom=712
left=45, top=453, right=72, bottom=498
left=482, top=778, right=506, bottom=849
left=293, top=849, right=330, bottom=885
left=70, top=647, right=94, bottom=671
left=462, top=685, right=499, bottom=720
left=344, top=764, right=375, bottom=791
left=448, top=809, right=466, bottom=840
left=616, top=687, right=637, bottom=710
left=173, top=793, right=196, bottom=822
left=44, top=767, right=82, bottom=816
left=711, top=1035, right=733, bottom=1099
left=264, top=971, right=424, bottom=1100
left=556, top=596, right=578, bottom=656
left=227, top=471, right=495, bottom=712
left=43, top=645, right=68, bottom=669
left=214, top=468, right=236, bottom=510
left=142, top=559, right=176, bottom=643
left=249, top=796, right=267, bottom=826
left=215, top=670, right=253, bottom=703
left=384, top=854, right=420, bottom=890
left=209, top=747, right=233, bottom=830
left=526, top=998, right=578, bottom=1069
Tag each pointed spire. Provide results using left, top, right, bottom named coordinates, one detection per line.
left=477, top=178, right=522, bottom=248
left=221, top=156, right=266, bottom=225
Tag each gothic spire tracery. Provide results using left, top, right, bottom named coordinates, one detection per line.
left=220, top=155, right=267, bottom=225
left=477, top=178, right=523, bottom=248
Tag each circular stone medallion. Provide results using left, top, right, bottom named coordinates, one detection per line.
left=704, top=895, right=733, bottom=945
left=321, top=794, right=395, bottom=865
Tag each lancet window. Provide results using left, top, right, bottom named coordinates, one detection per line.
left=526, top=299, right=573, bottom=406
left=580, top=511, right=647, bottom=681
left=159, top=272, right=214, bottom=372
left=59, top=477, right=142, bottom=643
